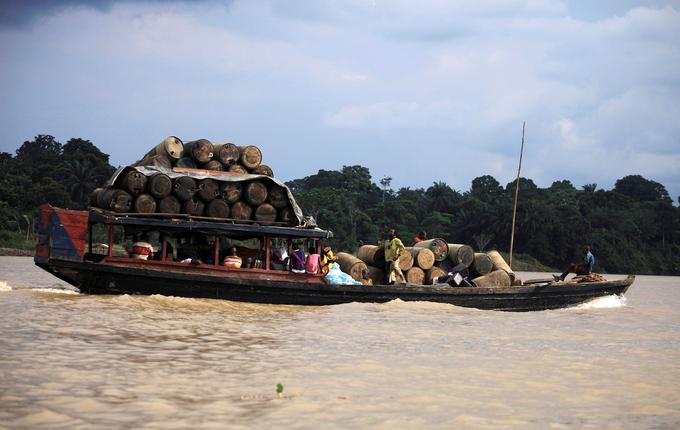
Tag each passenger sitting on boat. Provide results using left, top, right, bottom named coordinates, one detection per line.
left=289, top=243, right=306, bottom=274
left=130, top=233, right=155, bottom=260
left=223, top=247, right=242, bottom=269
left=305, top=247, right=320, bottom=274
left=270, top=248, right=289, bottom=271
left=385, top=229, right=406, bottom=284
left=554, top=246, right=595, bottom=282
left=319, top=245, right=337, bottom=275
left=414, top=230, right=427, bottom=244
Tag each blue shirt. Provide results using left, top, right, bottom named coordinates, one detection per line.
left=583, top=251, right=595, bottom=273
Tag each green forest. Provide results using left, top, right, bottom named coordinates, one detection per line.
left=1, top=135, right=679, bottom=275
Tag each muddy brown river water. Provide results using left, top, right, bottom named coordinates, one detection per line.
left=1, top=256, right=679, bottom=429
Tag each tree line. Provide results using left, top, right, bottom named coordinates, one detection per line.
left=1, top=135, right=678, bottom=275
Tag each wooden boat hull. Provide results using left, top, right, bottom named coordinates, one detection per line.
left=38, top=258, right=635, bottom=311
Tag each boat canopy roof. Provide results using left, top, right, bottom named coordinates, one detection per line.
left=88, top=211, right=333, bottom=239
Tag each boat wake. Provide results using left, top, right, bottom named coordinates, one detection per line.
left=29, top=287, right=80, bottom=295
left=0, top=281, right=12, bottom=292
left=574, top=294, right=627, bottom=310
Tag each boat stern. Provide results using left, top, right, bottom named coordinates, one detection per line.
left=34, top=204, right=89, bottom=285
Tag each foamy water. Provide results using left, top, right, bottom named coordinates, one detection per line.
left=1, top=257, right=679, bottom=429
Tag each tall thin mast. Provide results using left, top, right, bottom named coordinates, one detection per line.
left=509, top=122, right=525, bottom=268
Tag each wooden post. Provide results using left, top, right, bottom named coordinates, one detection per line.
left=265, top=237, right=271, bottom=270
left=107, top=224, right=114, bottom=257
left=509, top=121, right=526, bottom=268
left=213, top=236, right=219, bottom=266
left=161, top=237, right=167, bottom=261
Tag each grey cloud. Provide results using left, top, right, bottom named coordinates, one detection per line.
left=0, top=0, right=231, bottom=26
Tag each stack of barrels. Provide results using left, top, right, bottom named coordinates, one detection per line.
left=340, top=238, right=515, bottom=286
left=89, top=137, right=297, bottom=226
left=343, top=244, right=435, bottom=285
left=136, top=136, right=274, bottom=176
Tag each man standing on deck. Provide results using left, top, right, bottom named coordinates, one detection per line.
left=554, top=246, right=595, bottom=281
left=384, top=229, right=406, bottom=284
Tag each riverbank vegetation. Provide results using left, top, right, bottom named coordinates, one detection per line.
left=1, top=135, right=678, bottom=274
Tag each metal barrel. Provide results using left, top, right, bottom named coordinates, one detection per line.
left=220, top=182, right=243, bottom=204
left=197, top=179, right=220, bottom=202
left=213, top=143, right=240, bottom=165
left=254, top=203, right=277, bottom=225
left=238, top=145, right=262, bottom=169
left=173, top=176, right=197, bottom=201
left=252, top=164, right=273, bottom=177
left=268, top=185, right=289, bottom=209
left=244, top=181, right=268, bottom=206
left=144, top=136, right=184, bottom=161
left=147, top=173, right=172, bottom=199
left=133, top=194, right=157, bottom=214
left=184, top=139, right=214, bottom=164
left=206, top=199, right=230, bottom=219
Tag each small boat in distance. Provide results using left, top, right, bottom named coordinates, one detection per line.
left=34, top=204, right=634, bottom=312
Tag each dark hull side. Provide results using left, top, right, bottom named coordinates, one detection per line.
left=37, top=258, right=635, bottom=312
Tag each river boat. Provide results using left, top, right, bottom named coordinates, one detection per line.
left=33, top=204, right=635, bottom=311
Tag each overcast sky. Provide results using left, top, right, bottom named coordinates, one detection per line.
left=1, top=0, right=679, bottom=200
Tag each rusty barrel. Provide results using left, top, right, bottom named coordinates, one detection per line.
left=220, top=182, right=242, bottom=204
left=197, top=178, right=219, bottom=202
left=244, top=181, right=268, bottom=206
left=448, top=244, right=474, bottom=267
left=230, top=201, right=253, bottom=221
left=137, top=154, right=172, bottom=169
left=238, top=145, right=262, bottom=169
left=120, top=170, right=147, bottom=196
left=406, top=267, right=425, bottom=284
left=278, top=206, right=297, bottom=226
left=254, top=203, right=277, bottom=225
left=182, top=198, right=205, bottom=216
left=175, top=157, right=197, bottom=169
left=202, top=160, right=223, bottom=171
left=365, top=266, right=384, bottom=285
left=213, top=143, right=240, bottom=165
left=144, top=136, right=184, bottom=161
left=487, top=250, right=515, bottom=281
left=472, top=269, right=511, bottom=288
left=252, top=164, right=273, bottom=177
left=96, top=187, right=111, bottom=208
left=184, top=139, right=214, bottom=164
left=357, top=245, right=386, bottom=268
left=173, top=176, right=197, bottom=201
left=100, top=188, right=132, bottom=213
left=147, top=173, right=172, bottom=199
left=158, top=195, right=181, bottom=214
left=414, top=238, right=449, bottom=262
left=407, top=247, right=435, bottom=270
left=425, top=267, right=447, bottom=285
left=471, top=252, right=493, bottom=276
left=268, top=185, right=289, bottom=209
left=336, top=252, right=368, bottom=281
left=90, top=188, right=104, bottom=207
left=228, top=164, right=247, bottom=174
left=206, top=199, right=230, bottom=219
left=133, top=194, right=157, bottom=214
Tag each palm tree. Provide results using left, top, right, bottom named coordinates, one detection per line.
left=64, top=159, right=96, bottom=209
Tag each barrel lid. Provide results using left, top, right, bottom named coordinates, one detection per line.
left=160, top=136, right=184, bottom=160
